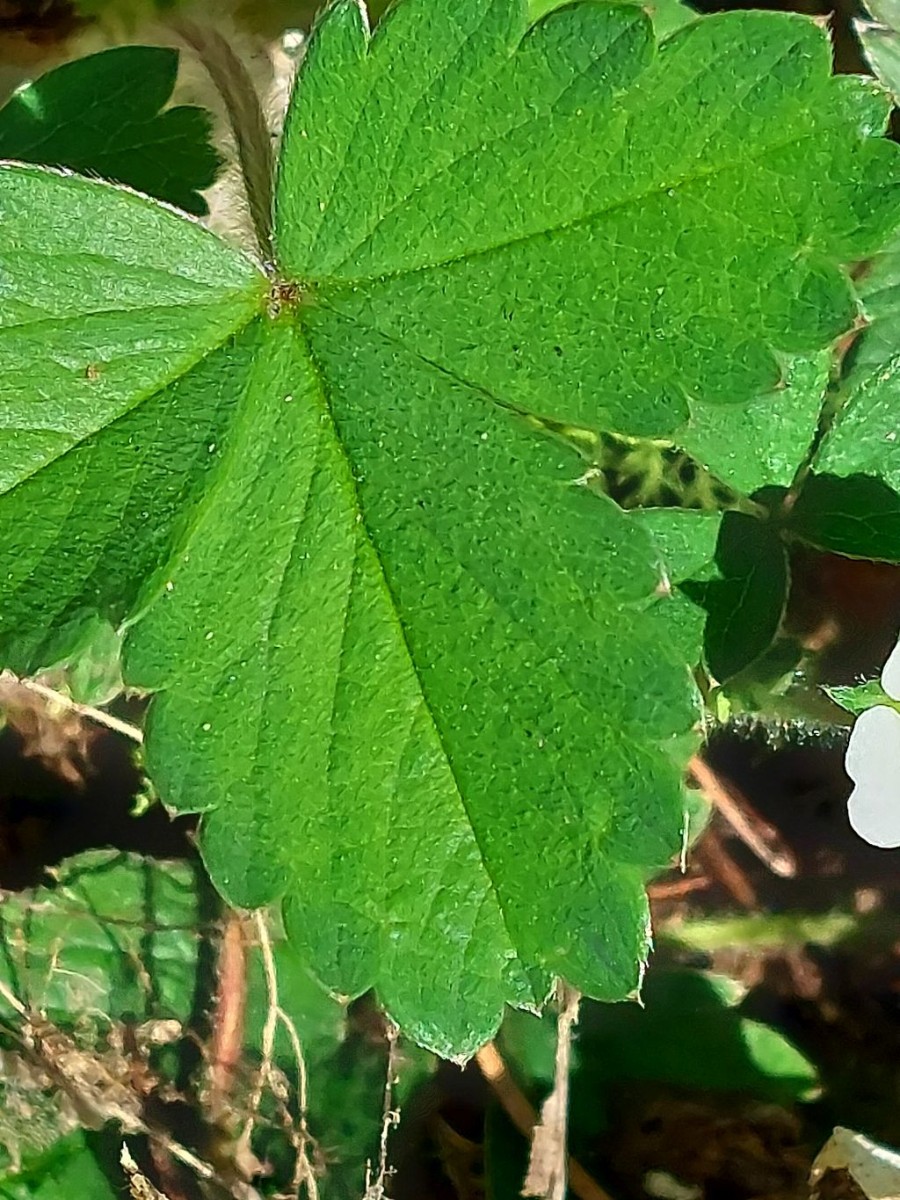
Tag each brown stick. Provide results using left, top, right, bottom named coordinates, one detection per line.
left=523, top=983, right=580, bottom=1200
left=689, top=755, right=796, bottom=878
left=476, top=1041, right=613, bottom=1200
left=0, top=669, right=143, bottom=744
left=647, top=875, right=710, bottom=901
left=207, top=908, right=249, bottom=1121
left=694, top=827, right=758, bottom=909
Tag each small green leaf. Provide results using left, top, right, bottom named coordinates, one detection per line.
left=787, top=472, right=900, bottom=561
left=826, top=677, right=899, bottom=715
left=819, top=355, right=900, bottom=497
left=0, top=47, right=220, bottom=213
left=682, top=508, right=790, bottom=681
left=632, top=508, right=722, bottom=583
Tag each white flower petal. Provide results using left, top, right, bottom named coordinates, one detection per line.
left=881, top=633, right=900, bottom=701
left=846, top=705, right=900, bottom=849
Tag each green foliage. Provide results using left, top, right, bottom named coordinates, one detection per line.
left=0, top=47, right=220, bottom=214
left=827, top=677, right=900, bottom=715
left=786, top=472, right=900, bottom=561
left=0, top=0, right=898, bottom=1055
left=487, top=970, right=818, bottom=1196
left=0, top=1132, right=115, bottom=1200
left=0, top=850, right=200, bottom=1028
left=682, top=503, right=790, bottom=682
left=500, top=971, right=818, bottom=1114
left=857, top=0, right=900, bottom=104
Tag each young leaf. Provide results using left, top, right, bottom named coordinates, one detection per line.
left=0, top=46, right=220, bottom=213
left=1, top=0, right=899, bottom=1056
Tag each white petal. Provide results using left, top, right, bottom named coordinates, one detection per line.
left=881, top=633, right=900, bottom=701
left=846, top=705, right=900, bottom=849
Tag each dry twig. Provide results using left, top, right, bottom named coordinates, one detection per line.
left=523, top=983, right=581, bottom=1200
left=476, top=1039, right=613, bottom=1200
left=364, top=1020, right=400, bottom=1200
left=0, top=669, right=143, bottom=744
left=689, top=755, right=796, bottom=878
left=239, top=910, right=319, bottom=1200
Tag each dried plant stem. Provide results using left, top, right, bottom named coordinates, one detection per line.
left=208, top=908, right=249, bottom=1121
left=276, top=1004, right=318, bottom=1200
left=364, top=1020, right=400, bottom=1200
left=0, top=669, right=143, bottom=744
left=239, top=911, right=280, bottom=1159
left=476, top=1040, right=612, bottom=1200
left=0, top=976, right=26, bottom=1017
left=241, top=910, right=319, bottom=1200
left=523, top=983, right=580, bottom=1200
left=695, top=826, right=759, bottom=909
left=689, top=754, right=796, bottom=878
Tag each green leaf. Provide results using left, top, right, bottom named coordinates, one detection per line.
left=0, top=165, right=264, bottom=672
left=124, top=312, right=697, bottom=1055
left=676, top=351, right=832, bottom=496
left=528, top=0, right=700, bottom=38
left=682, top=507, right=790, bottom=682
left=276, top=2, right=898, bottom=438
left=0, top=47, right=220, bottom=214
left=0, top=1132, right=115, bottom=1200
left=497, top=971, right=818, bottom=1147
left=786, top=472, right=900, bottom=561
left=1, top=0, right=899, bottom=1056
left=632, top=508, right=721, bottom=583
left=0, top=850, right=201, bottom=1028
left=857, top=0, right=900, bottom=104
left=826, top=677, right=899, bottom=715
left=819, top=355, right=900, bottom=495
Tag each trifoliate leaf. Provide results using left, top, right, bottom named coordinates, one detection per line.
left=0, top=47, right=220, bottom=213
left=1, top=0, right=899, bottom=1055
